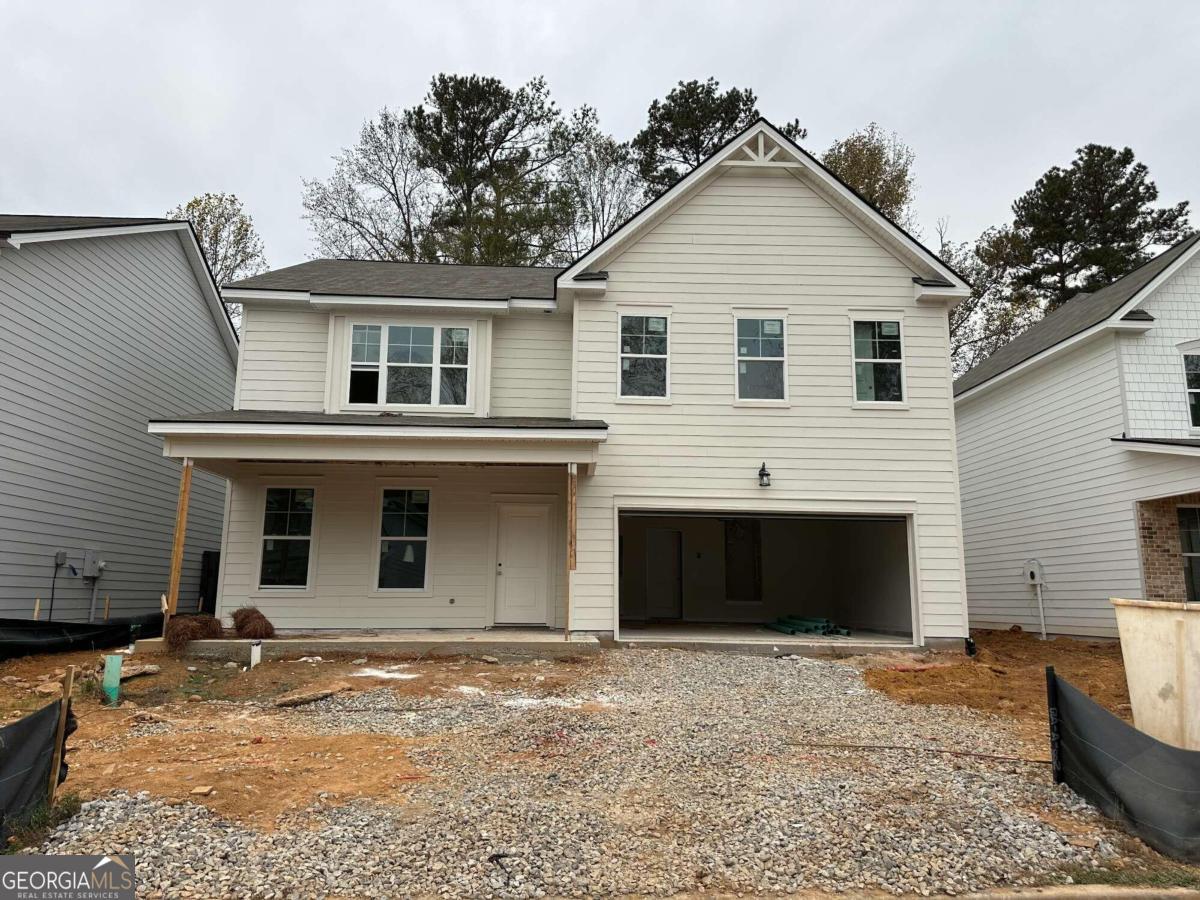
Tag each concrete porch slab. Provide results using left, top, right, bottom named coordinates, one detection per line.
left=135, top=628, right=601, bottom=663
left=615, top=624, right=918, bottom=657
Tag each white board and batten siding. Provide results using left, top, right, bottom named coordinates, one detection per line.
left=571, top=167, right=969, bottom=639
left=0, top=232, right=236, bottom=620
left=957, top=289, right=1200, bottom=637
left=216, top=463, right=568, bottom=629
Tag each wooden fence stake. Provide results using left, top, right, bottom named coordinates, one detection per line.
left=47, top=665, right=75, bottom=806
left=103, top=595, right=111, bottom=621
left=32, top=598, right=40, bottom=621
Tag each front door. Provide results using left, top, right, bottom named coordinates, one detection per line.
left=494, top=502, right=552, bottom=624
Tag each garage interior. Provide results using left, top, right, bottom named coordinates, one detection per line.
left=618, top=511, right=915, bottom=644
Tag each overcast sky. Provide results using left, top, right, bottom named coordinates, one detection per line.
left=3, top=1, right=1198, bottom=267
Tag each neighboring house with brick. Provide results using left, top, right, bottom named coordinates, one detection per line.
left=0, top=215, right=238, bottom=622
left=148, top=119, right=976, bottom=648
left=956, top=234, right=1200, bottom=637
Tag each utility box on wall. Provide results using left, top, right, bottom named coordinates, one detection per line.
left=81, top=549, right=106, bottom=579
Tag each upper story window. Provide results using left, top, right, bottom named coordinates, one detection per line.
left=852, top=319, right=904, bottom=403
left=735, top=316, right=786, bottom=400
left=1185, top=355, right=1200, bottom=427
left=348, top=323, right=471, bottom=407
left=619, top=314, right=669, bottom=398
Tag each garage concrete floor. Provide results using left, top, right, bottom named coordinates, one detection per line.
left=617, top=622, right=915, bottom=654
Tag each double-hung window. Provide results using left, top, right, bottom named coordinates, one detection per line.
left=735, top=316, right=786, bottom=400
left=1185, top=354, right=1200, bottom=427
left=619, top=314, right=669, bottom=398
left=348, top=323, right=470, bottom=407
left=378, top=488, right=430, bottom=590
left=853, top=319, right=904, bottom=403
left=1179, top=507, right=1200, bottom=602
left=259, top=488, right=314, bottom=588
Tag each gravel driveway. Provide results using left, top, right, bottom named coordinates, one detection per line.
left=39, top=650, right=1124, bottom=898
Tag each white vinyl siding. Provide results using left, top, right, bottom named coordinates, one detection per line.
left=489, top=313, right=572, bottom=417
left=571, top=166, right=968, bottom=638
left=217, top=463, right=567, bottom=629
left=237, top=306, right=328, bottom=411
left=0, top=231, right=235, bottom=619
left=958, top=332, right=1200, bottom=637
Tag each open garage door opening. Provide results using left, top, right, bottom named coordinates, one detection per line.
left=618, top=511, right=915, bottom=645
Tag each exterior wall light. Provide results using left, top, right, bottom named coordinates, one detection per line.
left=758, top=462, right=771, bottom=487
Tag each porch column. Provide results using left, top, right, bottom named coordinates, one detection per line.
left=164, top=457, right=194, bottom=628
left=565, top=462, right=577, bottom=640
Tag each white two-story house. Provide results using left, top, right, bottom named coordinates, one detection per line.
left=956, top=233, right=1200, bottom=637
left=148, top=120, right=973, bottom=647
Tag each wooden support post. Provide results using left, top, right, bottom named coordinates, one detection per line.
left=164, top=457, right=194, bottom=631
left=565, top=463, right=578, bottom=641
left=32, top=598, right=40, bottom=621
left=47, top=665, right=75, bottom=806
left=103, top=595, right=111, bottom=621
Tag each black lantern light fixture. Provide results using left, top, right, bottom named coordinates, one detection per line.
left=757, top=462, right=771, bottom=487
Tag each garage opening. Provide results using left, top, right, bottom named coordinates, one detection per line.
left=618, top=511, right=914, bottom=643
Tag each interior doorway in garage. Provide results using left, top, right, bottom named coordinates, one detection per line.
left=618, top=511, right=915, bottom=643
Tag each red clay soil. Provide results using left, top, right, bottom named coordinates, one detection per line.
left=864, top=628, right=1130, bottom=746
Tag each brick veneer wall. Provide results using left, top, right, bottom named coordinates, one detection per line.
left=1136, top=491, right=1200, bottom=600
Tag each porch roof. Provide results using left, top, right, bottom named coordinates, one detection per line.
left=1111, top=436, right=1200, bottom=458
left=147, top=409, right=607, bottom=470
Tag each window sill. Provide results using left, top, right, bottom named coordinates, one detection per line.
left=851, top=401, right=910, bottom=411
left=340, top=405, right=476, bottom=416
left=368, top=588, right=433, bottom=598
left=615, top=396, right=671, bottom=405
left=254, top=586, right=315, bottom=598
left=734, top=398, right=790, bottom=408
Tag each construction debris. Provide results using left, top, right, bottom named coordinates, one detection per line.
left=273, top=682, right=352, bottom=708
left=767, top=616, right=850, bottom=637
left=118, top=664, right=160, bottom=681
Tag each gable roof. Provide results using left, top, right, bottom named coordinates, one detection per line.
left=954, top=233, right=1200, bottom=397
left=0, top=214, right=238, bottom=361
left=557, top=117, right=971, bottom=294
left=0, top=215, right=172, bottom=237
left=227, top=259, right=560, bottom=301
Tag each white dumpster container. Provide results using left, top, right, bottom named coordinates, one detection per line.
left=1111, top=598, right=1200, bottom=750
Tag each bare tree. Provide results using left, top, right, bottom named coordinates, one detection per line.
left=168, top=192, right=268, bottom=331
left=302, top=108, right=438, bottom=262
left=560, top=109, right=644, bottom=258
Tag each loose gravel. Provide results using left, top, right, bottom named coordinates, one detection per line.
left=38, top=650, right=1126, bottom=898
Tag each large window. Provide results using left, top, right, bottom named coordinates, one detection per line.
left=378, top=489, right=430, bottom=590
left=349, top=323, right=470, bottom=407
left=853, top=319, right=904, bottom=403
left=259, top=488, right=314, bottom=588
left=1179, top=507, right=1200, bottom=602
left=619, top=314, right=669, bottom=398
left=736, top=317, right=786, bottom=400
left=1185, top=354, right=1200, bottom=427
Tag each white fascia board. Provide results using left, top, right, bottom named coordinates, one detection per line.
left=147, top=421, right=607, bottom=442
left=914, top=283, right=972, bottom=304
left=222, top=288, right=310, bottom=303
left=6, top=221, right=239, bottom=361
left=509, top=297, right=558, bottom=311
left=308, top=295, right=511, bottom=313
left=1113, top=440, right=1200, bottom=459
left=557, top=119, right=970, bottom=294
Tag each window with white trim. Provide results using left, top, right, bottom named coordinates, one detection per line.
left=853, top=320, right=904, bottom=403
left=348, top=323, right=470, bottom=407
left=735, top=317, right=786, bottom=400
left=1178, top=507, right=1200, bottom=602
left=259, top=488, right=314, bottom=588
left=378, top=488, right=430, bottom=590
left=619, top=314, right=668, bottom=397
left=1185, top=354, right=1200, bottom=427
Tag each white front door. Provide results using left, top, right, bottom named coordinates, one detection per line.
left=494, top=502, right=552, bottom=624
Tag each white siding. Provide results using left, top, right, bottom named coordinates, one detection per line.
left=0, top=232, right=235, bottom=619
left=957, top=333, right=1200, bottom=637
left=236, top=306, right=328, bottom=411
left=217, top=463, right=568, bottom=629
left=1118, top=252, right=1200, bottom=438
left=571, top=167, right=968, bottom=638
left=490, top=312, right=572, bottom=417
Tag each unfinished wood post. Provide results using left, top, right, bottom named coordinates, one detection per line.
left=32, top=598, right=40, bottom=621
left=565, top=463, right=578, bottom=641
left=103, top=595, right=110, bottom=621
left=164, top=457, right=194, bottom=630
left=47, top=665, right=75, bottom=806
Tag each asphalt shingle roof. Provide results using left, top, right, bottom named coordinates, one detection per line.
left=227, top=259, right=561, bottom=301
left=955, top=234, right=1200, bottom=396
left=0, top=215, right=174, bottom=237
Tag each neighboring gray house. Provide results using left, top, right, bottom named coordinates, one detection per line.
left=956, top=234, right=1200, bottom=637
left=0, top=215, right=238, bottom=621
left=149, top=120, right=975, bottom=648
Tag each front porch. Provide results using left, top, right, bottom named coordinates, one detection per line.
left=1136, top=489, right=1200, bottom=601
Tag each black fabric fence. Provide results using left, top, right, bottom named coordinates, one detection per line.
left=1047, top=666, right=1200, bottom=862
left=0, top=698, right=75, bottom=843
left=0, top=612, right=163, bottom=661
